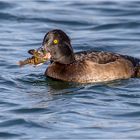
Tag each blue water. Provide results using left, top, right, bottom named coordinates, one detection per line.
left=1, top=0, right=140, bottom=139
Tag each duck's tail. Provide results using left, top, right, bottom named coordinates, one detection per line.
left=122, top=55, right=140, bottom=78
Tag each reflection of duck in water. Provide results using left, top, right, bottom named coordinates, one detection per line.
left=22, top=29, right=140, bottom=83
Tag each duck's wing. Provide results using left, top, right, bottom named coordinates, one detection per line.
left=121, top=55, right=140, bottom=67
left=74, top=51, right=122, bottom=64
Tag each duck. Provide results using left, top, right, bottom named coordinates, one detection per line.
left=38, top=29, right=140, bottom=83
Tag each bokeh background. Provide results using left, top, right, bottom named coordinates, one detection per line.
left=0, top=0, right=140, bottom=139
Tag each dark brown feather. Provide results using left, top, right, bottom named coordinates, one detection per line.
left=45, top=51, right=137, bottom=83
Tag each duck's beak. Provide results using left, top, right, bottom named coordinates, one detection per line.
left=37, top=45, right=51, bottom=60
left=43, top=52, right=51, bottom=60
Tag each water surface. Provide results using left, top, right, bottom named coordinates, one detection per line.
left=0, top=0, right=140, bottom=139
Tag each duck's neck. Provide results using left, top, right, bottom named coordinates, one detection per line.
left=56, top=53, right=75, bottom=64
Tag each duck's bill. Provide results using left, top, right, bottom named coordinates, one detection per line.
left=18, top=48, right=51, bottom=67
left=36, top=46, right=51, bottom=60
left=42, top=52, right=51, bottom=60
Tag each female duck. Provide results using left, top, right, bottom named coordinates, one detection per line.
left=40, top=29, right=140, bottom=83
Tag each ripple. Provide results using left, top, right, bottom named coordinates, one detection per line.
left=125, top=102, right=140, bottom=107
left=118, top=93, right=140, bottom=99
left=11, top=107, right=49, bottom=114
left=0, top=100, right=18, bottom=107
left=93, top=22, right=140, bottom=31
left=0, top=119, right=27, bottom=127
left=0, top=132, right=20, bottom=138
left=0, top=75, right=18, bottom=88
left=0, top=118, right=46, bottom=129
left=0, top=1, right=14, bottom=10
left=115, top=111, right=140, bottom=118
left=0, top=12, right=17, bottom=21
left=16, top=73, right=46, bottom=85
left=18, top=17, right=91, bottom=26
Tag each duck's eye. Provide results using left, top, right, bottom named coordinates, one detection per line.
left=53, top=39, right=58, bottom=44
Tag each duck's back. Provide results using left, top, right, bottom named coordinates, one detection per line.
left=45, top=51, right=139, bottom=83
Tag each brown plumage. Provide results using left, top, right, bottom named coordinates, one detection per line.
left=45, top=51, right=135, bottom=83
left=38, top=29, right=140, bottom=83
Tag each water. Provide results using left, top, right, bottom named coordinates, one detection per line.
left=0, top=0, right=140, bottom=139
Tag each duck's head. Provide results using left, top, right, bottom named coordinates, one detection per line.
left=39, top=29, right=75, bottom=64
